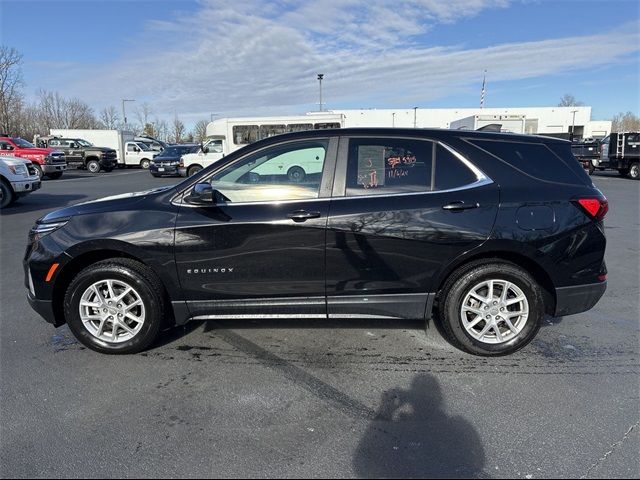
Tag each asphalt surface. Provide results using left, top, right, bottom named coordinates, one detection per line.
left=0, top=168, right=638, bottom=479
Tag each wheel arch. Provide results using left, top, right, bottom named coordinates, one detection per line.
left=433, top=249, right=557, bottom=316
left=51, top=245, right=176, bottom=327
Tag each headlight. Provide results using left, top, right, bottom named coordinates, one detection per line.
left=8, top=164, right=28, bottom=176
left=29, top=220, right=69, bottom=242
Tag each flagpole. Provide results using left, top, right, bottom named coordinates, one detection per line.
left=480, top=70, right=486, bottom=109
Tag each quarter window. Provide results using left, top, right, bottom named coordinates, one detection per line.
left=208, top=140, right=328, bottom=203
left=346, top=138, right=479, bottom=196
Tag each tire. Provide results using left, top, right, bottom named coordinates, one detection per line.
left=437, top=260, right=544, bottom=356
left=47, top=172, right=63, bottom=180
left=0, top=179, right=14, bottom=208
left=33, top=164, right=43, bottom=179
left=628, top=162, right=639, bottom=180
left=140, top=159, right=151, bottom=169
left=287, top=166, right=305, bottom=183
left=187, top=165, right=202, bottom=177
left=63, top=258, right=166, bottom=354
left=618, top=168, right=630, bottom=177
left=86, top=160, right=101, bottom=173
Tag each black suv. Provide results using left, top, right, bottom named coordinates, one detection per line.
left=24, top=128, right=608, bottom=356
left=149, top=144, right=198, bottom=177
left=40, top=137, right=117, bottom=173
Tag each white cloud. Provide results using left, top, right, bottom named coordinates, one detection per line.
left=50, top=0, right=639, bottom=120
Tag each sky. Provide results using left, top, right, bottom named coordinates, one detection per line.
left=1, top=0, right=639, bottom=127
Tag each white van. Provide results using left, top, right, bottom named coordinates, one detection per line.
left=123, top=141, right=157, bottom=169
left=179, top=113, right=343, bottom=177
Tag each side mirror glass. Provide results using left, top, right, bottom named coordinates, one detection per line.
left=186, top=182, right=214, bottom=205
left=202, top=146, right=209, bottom=154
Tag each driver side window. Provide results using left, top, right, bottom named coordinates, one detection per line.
left=208, top=140, right=328, bottom=203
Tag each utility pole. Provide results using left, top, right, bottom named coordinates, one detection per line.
left=122, top=99, right=135, bottom=129
left=571, top=110, right=578, bottom=141
left=413, top=107, right=418, bottom=128
left=392, top=112, right=396, bottom=128
left=317, top=74, right=324, bottom=112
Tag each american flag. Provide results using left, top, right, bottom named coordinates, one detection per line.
left=480, top=71, right=486, bottom=108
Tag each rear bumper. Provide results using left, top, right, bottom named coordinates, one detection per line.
left=554, top=281, right=607, bottom=317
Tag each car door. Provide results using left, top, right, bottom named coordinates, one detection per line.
left=174, top=136, right=338, bottom=319
left=61, top=140, right=82, bottom=165
left=125, top=142, right=140, bottom=165
left=325, top=135, right=499, bottom=319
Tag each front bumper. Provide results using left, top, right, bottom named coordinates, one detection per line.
left=150, top=163, right=180, bottom=175
left=27, top=292, right=60, bottom=326
left=11, top=178, right=41, bottom=193
left=554, top=281, right=607, bottom=317
left=42, top=164, right=67, bottom=173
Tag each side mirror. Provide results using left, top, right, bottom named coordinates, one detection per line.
left=202, top=146, right=209, bottom=154
left=135, top=147, right=141, bottom=152
left=186, top=182, right=214, bottom=205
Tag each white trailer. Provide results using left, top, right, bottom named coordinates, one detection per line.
left=449, top=115, right=526, bottom=134
left=180, top=113, right=344, bottom=176
left=48, top=129, right=154, bottom=167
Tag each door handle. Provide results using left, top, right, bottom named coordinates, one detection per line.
left=442, top=201, right=480, bottom=211
left=287, top=210, right=321, bottom=222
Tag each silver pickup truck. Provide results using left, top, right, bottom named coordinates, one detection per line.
left=0, top=156, right=41, bottom=208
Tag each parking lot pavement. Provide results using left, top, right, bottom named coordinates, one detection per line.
left=1, top=169, right=638, bottom=478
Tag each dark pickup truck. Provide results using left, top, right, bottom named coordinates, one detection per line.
left=571, top=140, right=603, bottom=175
left=572, top=133, right=640, bottom=180
left=35, top=136, right=118, bottom=173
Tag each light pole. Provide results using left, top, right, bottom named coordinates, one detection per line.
left=317, top=74, right=324, bottom=112
left=122, top=99, right=135, bottom=129
left=571, top=110, right=578, bottom=141
left=392, top=112, right=396, bottom=128
left=413, top=107, right=418, bottom=128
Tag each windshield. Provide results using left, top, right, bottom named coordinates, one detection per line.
left=77, top=139, right=93, bottom=147
left=12, top=137, right=34, bottom=148
left=137, top=142, right=151, bottom=151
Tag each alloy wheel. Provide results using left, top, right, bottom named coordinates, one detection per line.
left=460, top=279, right=529, bottom=344
left=78, top=279, right=146, bottom=343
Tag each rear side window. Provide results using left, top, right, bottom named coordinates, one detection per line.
left=346, top=138, right=480, bottom=196
left=469, top=139, right=586, bottom=184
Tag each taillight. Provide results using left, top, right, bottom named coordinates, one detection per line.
left=575, top=197, right=608, bottom=221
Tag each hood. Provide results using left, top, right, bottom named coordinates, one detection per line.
left=0, top=156, right=31, bottom=167
left=16, top=146, right=57, bottom=156
left=85, top=146, right=116, bottom=153
left=38, top=184, right=177, bottom=223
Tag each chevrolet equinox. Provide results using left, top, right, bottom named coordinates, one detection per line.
left=25, top=128, right=608, bottom=356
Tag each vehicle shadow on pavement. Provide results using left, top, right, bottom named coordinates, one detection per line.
left=353, top=374, right=488, bottom=479
left=0, top=193, right=87, bottom=215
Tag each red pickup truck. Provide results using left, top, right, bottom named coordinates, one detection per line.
left=0, top=135, right=67, bottom=179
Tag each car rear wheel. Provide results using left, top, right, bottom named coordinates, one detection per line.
left=287, top=166, right=306, bottom=183
left=140, top=159, right=151, bottom=169
left=0, top=179, right=14, bottom=208
left=187, top=165, right=202, bottom=177
left=64, top=258, right=165, bottom=354
left=628, top=162, right=639, bottom=180
left=86, top=160, right=101, bottom=173
left=438, top=260, right=544, bottom=356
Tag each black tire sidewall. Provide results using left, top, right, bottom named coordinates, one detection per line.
left=140, top=159, right=150, bottom=169
left=0, top=180, right=14, bottom=208
left=188, top=166, right=202, bottom=177
left=442, top=264, right=544, bottom=356
left=629, top=163, right=639, bottom=180
left=64, top=263, right=162, bottom=354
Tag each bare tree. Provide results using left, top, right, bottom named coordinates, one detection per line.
left=154, top=118, right=169, bottom=142
left=611, top=111, right=640, bottom=132
left=558, top=94, right=584, bottom=107
left=135, top=103, right=153, bottom=127
left=171, top=114, right=185, bottom=143
left=193, top=119, right=208, bottom=143
left=99, top=106, right=119, bottom=129
left=0, top=46, right=24, bottom=134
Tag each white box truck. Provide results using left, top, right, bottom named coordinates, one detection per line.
left=49, top=129, right=158, bottom=168
left=450, top=115, right=526, bottom=134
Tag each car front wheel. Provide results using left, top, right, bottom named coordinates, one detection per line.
left=140, top=159, right=151, bottom=169
left=87, top=160, right=101, bottom=173
left=0, top=179, right=14, bottom=208
left=438, top=260, right=544, bottom=356
left=64, top=259, right=166, bottom=354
